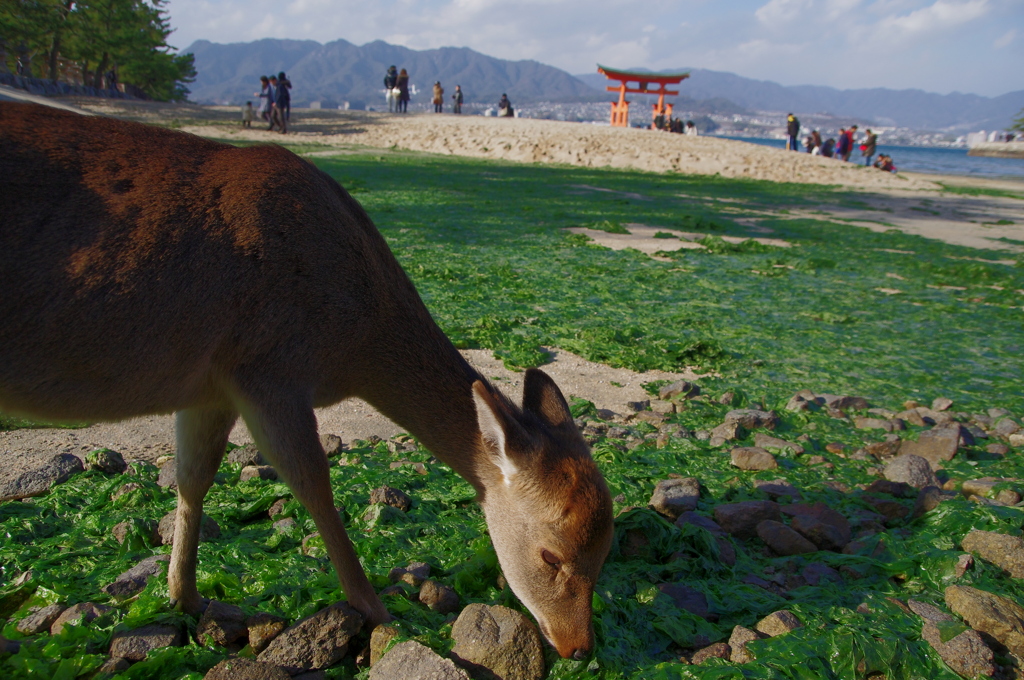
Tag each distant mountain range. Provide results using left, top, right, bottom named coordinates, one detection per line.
left=183, top=38, right=1023, bottom=132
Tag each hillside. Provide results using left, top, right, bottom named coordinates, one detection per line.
left=184, top=38, right=601, bottom=107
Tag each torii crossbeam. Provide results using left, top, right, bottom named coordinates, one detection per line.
left=597, top=65, right=690, bottom=128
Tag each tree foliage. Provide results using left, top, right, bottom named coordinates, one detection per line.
left=0, top=0, right=195, bottom=101
left=1012, top=108, right=1024, bottom=133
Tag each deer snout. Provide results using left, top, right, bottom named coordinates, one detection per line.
left=540, top=617, right=594, bottom=660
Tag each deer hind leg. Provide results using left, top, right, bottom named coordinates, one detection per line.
left=238, top=390, right=392, bottom=629
left=168, top=405, right=238, bottom=614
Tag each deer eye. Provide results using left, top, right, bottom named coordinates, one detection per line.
left=541, top=549, right=561, bottom=567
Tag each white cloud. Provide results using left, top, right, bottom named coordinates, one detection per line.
left=876, top=0, right=990, bottom=38
left=755, top=0, right=815, bottom=26
left=994, top=28, right=1015, bottom=48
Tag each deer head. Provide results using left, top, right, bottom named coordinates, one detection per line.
left=472, top=369, right=614, bottom=659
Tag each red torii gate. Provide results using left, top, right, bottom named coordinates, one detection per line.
left=597, top=65, right=690, bottom=128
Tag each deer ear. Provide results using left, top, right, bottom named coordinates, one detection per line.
left=522, top=368, right=573, bottom=429
left=473, top=381, right=519, bottom=484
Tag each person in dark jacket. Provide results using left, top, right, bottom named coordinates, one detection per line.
left=497, top=93, right=513, bottom=117
left=452, top=85, right=463, bottom=114
left=861, top=128, right=877, bottom=166
left=384, top=66, right=398, bottom=112
left=786, top=113, right=800, bottom=151
left=821, top=138, right=836, bottom=158
left=277, top=71, right=291, bottom=122
left=396, top=69, right=410, bottom=113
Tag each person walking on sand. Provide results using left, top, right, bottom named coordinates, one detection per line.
left=861, top=128, right=877, bottom=167
left=432, top=81, right=444, bottom=113
left=384, top=65, right=398, bottom=112
left=396, top=68, right=410, bottom=113
left=242, top=101, right=254, bottom=128
left=267, top=75, right=285, bottom=133
left=277, top=72, right=292, bottom=121
left=256, top=76, right=273, bottom=123
left=786, top=113, right=800, bottom=151
left=497, top=93, right=513, bottom=117
left=452, top=85, right=463, bottom=114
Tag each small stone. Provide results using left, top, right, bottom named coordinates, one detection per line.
left=864, top=479, right=916, bottom=498
left=157, top=459, right=177, bottom=488
left=802, top=563, right=843, bottom=586
left=370, top=641, right=469, bottom=680
left=659, top=380, right=700, bottom=400
left=273, top=518, right=297, bottom=532
left=204, top=657, right=291, bottom=680
left=240, top=465, right=278, bottom=482
left=691, top=642, right=731, bottom=665
left=825, top=442, right=846, bottom=454
left=418, top=580, right=459, bottom=614
left=730, top=447, right=778, bottom=471
left=728, top=626, right=763, bottom=663
left=898, top=409, right=928, bottom=427
left=658, top=583, right=713, bottom=620
left=247, top=613, right=287, bottom=655
left=650, top=400, right=675, bottom=414
left=865, top=440, right=902, bottom=459
left=855, top=417, right=895, bottom=432
left=197, top=600, right=248, bottom=647
left=987, top=443, right=1010, bottom=455
left=111, top=518, right=158, bottom=546
left=757, top=520, right=818, bottom=555
left=899, top=429, right=960, bottom=469
left=725, top=409, right=779, bottom=430
left=268, top=498, right=288, bottom=518
left=109, top=623, right=184, bottom=661
left=227, top=444, right=266, bottom=467
left=790, top=514, right=847, bottom=551
left=450, top=603, right=545, bottom=680
left=257, top=602, right=363, bottom=673
left=389, top=561, right=431, bottom=587
left=626, top=400, right=650, bottom=412
left=155, top=455, right=175, bottom=468
left=956, top=554, right=974, bottom=578
left=370, top=624, right=401, bottom=666
left=649, top=477, right=700, bottom=519
left=319, top=433, right=344, bottom=457
left=16, top=604, right=67, bottom=635
left=51, top=602, right=114, bottom=635
left=884, top=455, right=940, bottom=489
left=112, top=482, right=143, bottom=500
left=369, top=486, right=412, bottom=512
left=755, top=610, right=803, bottom=637
left=908, top=599, right=955, bottom=623
left=994, top=418, right=1021, bottom=437
left=99, top=658, right=133, bottom=675
left=156, top=509, right=221, bottom=546
left=1010, top=433, right=1024, bottom=448
left=753, top=433, right=805, bottom=455
left=945, top=585, right=1024, bottom=657
left=820, top=395, right=870, bottom=410
left=718, top=391, right=735, bottom=405
left=715, top=501, right=781, bottom=539
left=961, top=530, right=1024, bottom=578
left=85, top=448, right=127, bottom=474
left=781, top=503, right=851, bottom=546
left=0, top=453, right=85, bottom=501
left=932, top=397, right=954, bottom=412
left=866, top=497, right=909, bottom=524
left=102, top=554, right=170, bottom=599
left=912, top=486, right=947, bottom=518
left=710, top=421, right=746, bottom=443
left=752, top=479, right=801, bottom=500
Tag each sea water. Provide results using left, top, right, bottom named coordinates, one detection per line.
left=722, top=136, right=1024, bottom=180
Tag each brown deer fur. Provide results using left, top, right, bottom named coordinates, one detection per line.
left=0, top=102, right=613, bottom=659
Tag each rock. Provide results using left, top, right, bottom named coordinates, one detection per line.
left=1011, top=433, right=1024, bottom=448
left=257, top=601, right=363, bottom=673
left=112, top=482, right=144, bottom=500
left=785, top=395, right=811, bottom=412
left=946, top=585, right=1024, bottom=657
left=649, top=478, right=701, bottom=519
left=650, top=400, right=675, bottom=414
left=752, top=479, right=801, bottom=500
left=912, top=486, right=947, bottom=518
left=820, top=394, right=870, bottom=411
left=989, top=407, right=1012, bottom=419
left=790, top=514, right=847, bottom=551
left=268, top=498, right=288, bottom=518
left=884, top=455, right=940, bottom=489
left=0, top=453, right=84, bottom=501
left=450, top=603, right=545, bottom=680
left=932, top=397, right=954, bottom=412
left=247, top=613, right=287, bottom=655
left=626, top=400, right=650, bottom=412
left=112, top=518, right=158, bottom=546
left=908, top=599, right=955, bottom=623
left=240, top=465, right=278, bottom=482
left=369, top=485, right=412, bottom=512
left=728, top=626, right=763, bottom=664
left=898, top=409, right=928, bottom=427
left=962, top=478, right=1018, bottom=500
left=156, top=509, right=221, bottom=546
left=994, top=418, right=1021, bottom=437
left=370, top=641, right=470, bottom=680
left=956, top=554, right=975, bottom=578
left=370, top=624, right=401, bottom=666
left=389, top=561, right=431, bottom=587
left=753, top=433, right=805, bottom=455
left=730, top=447, right=778, bottom=471
left=99, top=657, right=133, bottom=675
left=204, top=658, right=291, bottom=680
left=865, top=497, right=909, bottom=524
left=987, top=443, right=1010, bottom=455
left=86, top=448, right=127, bottom=474
left=855, top=417, right=897, bottom=432
left=227, top=444, right=266, bottom=467
left=319, top=433, right=344, bottom=457
left=50, top=602, right=114, bottom=635
left=657, top=584, right=712, bottom=620
left=675, top=512, right=738, bottom=566
left=156, top=455, right=175, bottom=468
left=864, top=479, right=916, bottom=498
left=109, top=623, right=184, bottom=661
left=725, top=409, right=778, bottom=430
left=659, top=380, right=700, bottom=400
left=802, top=563, right=842, bottom=586
left=197, top=600, right=248, bottom=647
left=780, top=503, right=851, bottom=546
left=899, top=429, right=960, bottom=470
left=710, top=421, right=746, bottom=443
left=157, top=459, right=177, bottom=488
left=691, top=642, right=731, bottom=665
left=961, top=530, right=1024, bottom=578
left=273, top=518, right=297, bottom=532
left=714, top=501, right=781, bottom=539
left=419, top=580, right=459, bottom=614
left=756, top=520, right=818, bottom=555
left=16, top=603, right=67, bottom=635
left=921, top=623, right=996, bottom=679
left=755, top=610, right=803, bottom=637
left=102, top=554, right=170, bottom=599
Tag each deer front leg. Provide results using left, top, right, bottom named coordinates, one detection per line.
left=168, top=406, right=238, bottom=614
left=239, top=391, right=392, bottom=629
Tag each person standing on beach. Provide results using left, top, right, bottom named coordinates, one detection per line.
left=861, top=128, right=877, bottom=166
left=452, top=85, right=463, bottom=114
left=835, top=127, right=849, bottom=161
left=256, top=76, right=272, bottom=123
left=786, top=113, right=800, bottom=151
left=498, top=93, right=513, bottom=117
left=432, top=81, right=444, bottom=113
left=841, top=125, right=857, bottom=162
left=242, top=101, right=254, bottom=128
left=396, top=69, right=410, bottom=113
left=809, top=130, right=822, bottom=154
left=384, top=65, right=398, bottom=112
left=268, top=75, right=285, bottom=133
left=277, top=72, right=292, bottom=121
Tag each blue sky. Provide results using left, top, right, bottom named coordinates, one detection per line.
left=165, top=0, right=1024, bottom=97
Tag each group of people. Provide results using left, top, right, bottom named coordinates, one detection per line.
left=788, top=114, right=893, bottom=171
left=654, top=116, right=698, bottom=135
left=244, top=72, right=292, bottom=133
left=386, top=66, right=465, bottom=114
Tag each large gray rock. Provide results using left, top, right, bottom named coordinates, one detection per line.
left=714, top=501, right=781, bottom=539
left=946, top=585, right=1024, bottom=657
left=790, top=514, right=847, bottom=551
left=725, top=409, right=778, bottom=430
left=227, top=444, right=266, bottom=467
left=753, top=433, right=805, bottom=455
left=728, top=625, right=763, bottom=663
left=756, top=520, right=817, bottom=556
left=157, top=459, right=177, bottom=488
left=16, top=604, right=67, bottom=635
left=450, top=604, right=545, bottom=680
left=108, top=623, right=184, bottom=661
left=247, top=613, right=287, bottom=655
left=240, top=465, right=278, bottom=483
left=156, top=509, right=221, bottom=546
left=370, top=641, right=470, bottom=680
left=884, top=455, right=940, bottom=489
left=102, top=554, right=170, bottom=599
left=257, top=602, right=363, bottom=673
left=730, top=447, right=778, bottom=471
left=197, top=600, right=248, bottom=647
left=899, top=429, right=960, bottom=469
left=50, top=602, right=113, bottom=635
left=0, top=453, right=84, bottom=501
left=85, top=448, right=127, bottom=474
left=961, top=530, right=1024, bottom=578
left=781, top=503, right=851, bottom=546
left=921, top=624, right=997, bottom=680
left=204, top=658, right=291, bottom=680
left=649, top=478, right=700, bottom=519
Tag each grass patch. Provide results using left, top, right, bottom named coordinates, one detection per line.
left=939, top=183, right=1024, bottom=200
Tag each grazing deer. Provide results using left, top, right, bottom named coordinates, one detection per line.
left=0, top=102, right=614, bottom=659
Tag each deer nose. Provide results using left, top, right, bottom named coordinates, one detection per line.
left=572, top=648, right=589, bottom=661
